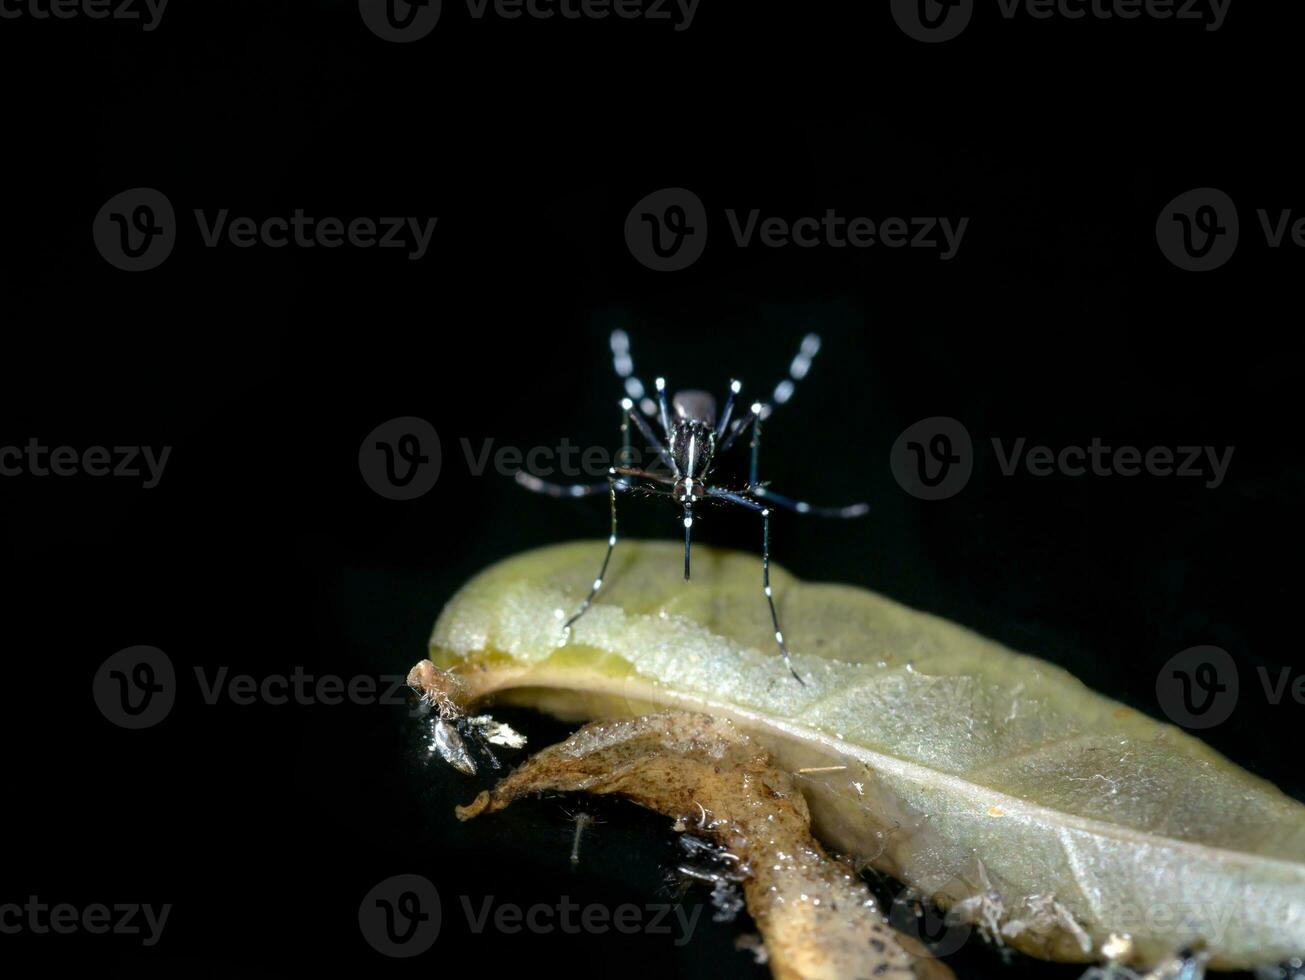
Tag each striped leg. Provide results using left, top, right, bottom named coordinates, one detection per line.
left=726, top=377, right=870, bottom=519
left=515, top=471, right=611, bottom=498
left=752, top=487, right=870, bottom=518
left=610, top=329, right=659, bottom=419
left=707, top=487, right=804, bottom=684
left=562, top=469, right=623, bottom=639
left=764, top=332, right=822, bottom=418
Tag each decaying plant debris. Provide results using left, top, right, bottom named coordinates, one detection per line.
left=409, top=540, right=1305, bottom=973
left=455, top=709, right=955, bottom=980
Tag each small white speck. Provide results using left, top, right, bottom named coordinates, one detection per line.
left=797, top=502, right=811, bottom=513
left=683, top=517, right=693, bottom=528
left=750, top=402, right=762, bottom=415
left=730, top=379, right=742, bottom=393
left=775, top=631, right=784, bottom=643
left=764, top=586, right=772, bottom=597
left=608, top=534, right=617, bottom=546
left=655, top=377, right=666, bottom=391
left=620, top=397, right=633, bottom=410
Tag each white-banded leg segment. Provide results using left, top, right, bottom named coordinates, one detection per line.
left=719, top=400, right=762, bottom=454
left=763, top=332, right=822, bottom=420
left=610, top=329, right=658, bottom=418
left=762, top=506, right=803, bottom=684
left=682, top=501, right=694, bottom=581
left=752, top=486, right=870, bottom=518
left=515, top=471, right=612, bottom=498
left=654, top=376, right=672, bottom=438
left=715, top=379, right=742, bottom=440
left=704, top=488, right=803, bottom=684
left=622, top=397, right=677, bottom=477
left=561, top=469, right=623, bottom=638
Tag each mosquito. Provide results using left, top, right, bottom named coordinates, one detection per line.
left=513, top=330, right=869, bottom=683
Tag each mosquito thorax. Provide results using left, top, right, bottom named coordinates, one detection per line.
left=668, top=417, right=715, bottom=486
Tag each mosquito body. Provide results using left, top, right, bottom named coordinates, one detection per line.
left=514, top=330, right=869, bottom=682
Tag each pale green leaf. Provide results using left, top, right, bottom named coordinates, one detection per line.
left=421, top=540, right=1305, bottom=970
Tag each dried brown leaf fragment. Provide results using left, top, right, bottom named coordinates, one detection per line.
left=456, top=710, right=955, bottom=980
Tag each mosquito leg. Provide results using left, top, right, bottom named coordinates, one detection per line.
left=715, top=379, right=742, bottom=441
left=683, top=499, right=693, bottom=580
left=751, top=487, right=870, bottom=519
left=610, top=328, right=658, bottom=419
left=765, top=332, right=822, bottom=418
left=515, top=472, right=611, bottom=498
left=718, top=400, right=761, bottom=454
left=622, top=398, right=677, bottom=478
left=705, top=487, right=804, bottom=684
left=561, top=469, right=623, bottom=639
left=654, top=376, right=673, bottom=439
left=761, top=505, right=804, bottom=684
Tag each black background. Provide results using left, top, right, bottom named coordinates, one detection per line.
left=2, top=0, right=1303, bottom=976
